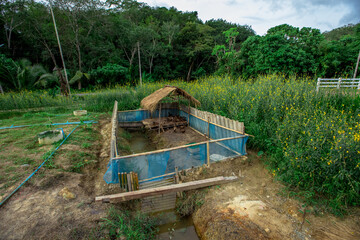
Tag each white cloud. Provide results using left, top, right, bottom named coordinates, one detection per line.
left=141, top=0, right=359, bottom=35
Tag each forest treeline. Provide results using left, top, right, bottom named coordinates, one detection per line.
left=0, top=0, right=360, bottom=93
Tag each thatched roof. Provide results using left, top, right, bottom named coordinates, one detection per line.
left=140, top=86, right=200, bottom=112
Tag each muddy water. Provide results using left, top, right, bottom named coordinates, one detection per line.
left=127, top=130, right=157, bottom=153
left=155, top=210, right=199, bottom=240
left=126, top=130, right=199, bottom=240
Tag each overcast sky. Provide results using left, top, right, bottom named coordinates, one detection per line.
left=140, top=0, right=360, bottom=35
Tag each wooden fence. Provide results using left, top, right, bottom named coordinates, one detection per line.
left=180, top=105, right=245, bottom=134
left=316, top=78, right=360, bottom=92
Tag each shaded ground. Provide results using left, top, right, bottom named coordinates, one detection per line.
left=181, top=153, right=360, bottom=240
left=152, top=126, right=207, bottom=149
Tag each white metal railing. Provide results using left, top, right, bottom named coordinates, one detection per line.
left=316, top=78, right=360, bottom=92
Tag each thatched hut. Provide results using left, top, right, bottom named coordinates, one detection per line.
left=140, top=86, right=200, bottom=112
left=140, top=86, right=200, bottom=132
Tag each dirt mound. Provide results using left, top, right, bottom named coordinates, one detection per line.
left=181, top=153, right=360, bottom=240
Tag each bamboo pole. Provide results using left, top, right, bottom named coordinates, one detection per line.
left=139, top=172, right=176, bottom=183
left=112, top=135, right=247, bottom=160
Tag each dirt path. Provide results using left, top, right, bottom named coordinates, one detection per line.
left=0, top=120, right=113, bottom=240
left=181, top=152, right=360, bottom=240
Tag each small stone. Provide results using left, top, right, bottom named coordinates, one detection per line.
left=258, top=213, right=263, bottom=216
left=261, top=182, right=266, bottom=187
left=58, top=187, right=76, bottom=200
left=20, top=164, right=30, bottom=168
left=265, top=228, right=270, bottom=233
left=266, top=195, right=270, bottom=198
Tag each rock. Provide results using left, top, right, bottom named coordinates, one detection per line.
left=265, top=228, right=270, bottom=233
left=261, top=182, right=266, bottom=187
left=38, top=130, right=64, bottom=145
left=73, top=110, right=87, bottom=116
left=58, top=187, right=76, bottom=200
left=20, top=164, right=30, bottom=168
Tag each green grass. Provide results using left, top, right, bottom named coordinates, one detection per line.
left=0, top=110, right=103, bottom=195
left=94, top=207, right=159, bottom=240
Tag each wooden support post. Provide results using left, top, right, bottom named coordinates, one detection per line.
left=188, top=101, right=190, bottom=125
left=175, top=167, right=179, bottom=184
left=337, top=78, right=342, bottom=89
left=158, top=104, right=161, bottom=135
left=206, top=141, right=210, bottom=167
left=207, top=117, right=210, bottom=139
left=95, top=176, right=238, bottom=203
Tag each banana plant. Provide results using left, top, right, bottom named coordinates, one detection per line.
left=69, top=71, right=90, bottom=90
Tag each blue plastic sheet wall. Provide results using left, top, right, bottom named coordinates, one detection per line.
left=104, top=143, right=207, bottom=183
left=104, top=108, right=248, bottom=184
left=118, top=109, right=179, bottom=122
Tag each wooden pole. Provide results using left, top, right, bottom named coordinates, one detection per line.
left=353, top=50, right=360, bottom=79
left=49, top=0, right=71, bottom=97
left=206, top=141, right=210, bottom=167
left=158, top=104, right=161, bottom=135
left=188, top=101, right=190, bottom=125
left=112, top=135, right=246, bottom=160
left=175, top=167, right=179, bottom=184
left=207, top=116, right=210, bottom=139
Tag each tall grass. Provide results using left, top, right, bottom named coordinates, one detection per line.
left=1, top=75, right=359, bottom=212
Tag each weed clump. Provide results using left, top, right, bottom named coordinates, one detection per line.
left=95, top=207, right=159, bottom=240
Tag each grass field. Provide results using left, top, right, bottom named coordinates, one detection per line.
left=1, top=74, right=359, bottom=213
left=0, top=111, right=104, bottom=200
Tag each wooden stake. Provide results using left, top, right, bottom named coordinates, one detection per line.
left=124, top=172, right=127, bottom=191
left=127, top=173, right=132, bottom=192
left=118, top=173, right=121, bottom=189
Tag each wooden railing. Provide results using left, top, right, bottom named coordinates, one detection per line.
left=316, top=78, right=360, bottom=92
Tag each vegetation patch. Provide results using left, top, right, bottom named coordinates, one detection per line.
left=94, top=207, right=159, bottom=240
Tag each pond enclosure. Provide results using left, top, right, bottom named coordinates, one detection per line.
left=100, top=90, right=249, bottom=212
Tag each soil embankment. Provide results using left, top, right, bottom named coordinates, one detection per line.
left=180, top=153, right=360, bottom=240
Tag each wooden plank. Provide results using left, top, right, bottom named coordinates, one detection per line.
left=96, top=176, right=237, bottom=203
